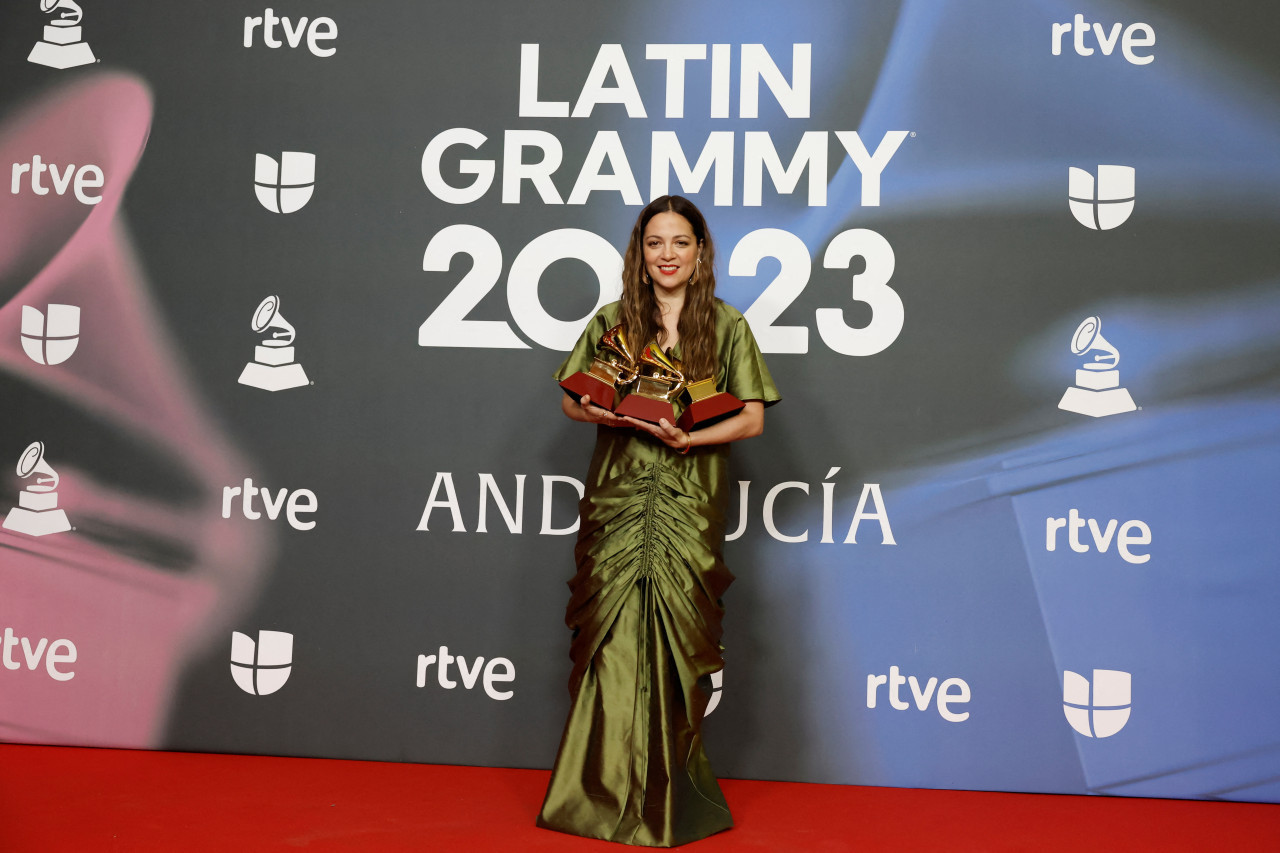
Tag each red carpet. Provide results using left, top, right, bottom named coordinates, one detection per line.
left=1, top=744, right=1275, bottom=851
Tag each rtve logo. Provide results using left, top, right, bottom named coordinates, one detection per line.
left=3, top=627, right=77, bottom=682
left=27, top=0, right=97, bottom=69
left=866, top=666, right=971, bottom=722
left=415, top=645, right=515, bottom=701
left=222, top=478, right=318, bottom=530
left=21, top=304, right=80, bottom=365
left=243, top=8, right=337, bottom=57
left=1063, top=669, right=1131, bottom=737
left=230, top=630, right=293, bottom=696
left=1045, top=509, right=1151, bottom=564
left=1052, top=14, right=1154, bottom=65
left=1069, top=166, right=1134, bottom=231
left=254, top=152, right=315, bottom=214
left=11, top=155, right=104, bottom=205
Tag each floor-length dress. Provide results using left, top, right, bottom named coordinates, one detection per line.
left=538, top=301, right=780, bottom=847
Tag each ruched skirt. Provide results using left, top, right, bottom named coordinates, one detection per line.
left=537, top=462, right=734, bottom=847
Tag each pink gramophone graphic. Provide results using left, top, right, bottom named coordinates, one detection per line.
left=0, top=74, right=271, bottom=748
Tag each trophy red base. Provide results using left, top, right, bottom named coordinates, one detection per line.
left=560, top=372, right=618, bottom=410
left=676, top=379, right=745, bottom=431
left=614, top=393, right=677, bottom=424
left=677, top=395, right=745, bottom=431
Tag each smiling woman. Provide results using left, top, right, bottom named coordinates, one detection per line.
left=538, top=196, right=779, bottom=847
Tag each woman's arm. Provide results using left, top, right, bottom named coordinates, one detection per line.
left=622, top=400, right=765, bottom=451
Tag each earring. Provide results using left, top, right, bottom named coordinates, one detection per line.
left=642, top=271, right=651, bottom=285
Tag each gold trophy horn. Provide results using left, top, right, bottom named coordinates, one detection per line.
left=614, top=343, right=687, bottom=424
left=558, top=323, right=638, bottom=411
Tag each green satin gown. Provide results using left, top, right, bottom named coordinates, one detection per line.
left=539, top=300, right=780, bottom=847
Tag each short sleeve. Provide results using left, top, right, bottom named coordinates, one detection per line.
left=720, top=305, right=781, bottom=407
left=553, top=304, right=616, bottom=382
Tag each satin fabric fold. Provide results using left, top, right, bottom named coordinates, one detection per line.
left=539, top=300, right=779, bottom=847
left=538, top=463, right=733, bottom=846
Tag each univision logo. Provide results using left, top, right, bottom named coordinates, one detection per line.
left=704, top=669, right=724, bottom=717
left=1063, top=669, right=1131, bottom=738
left=1068, top=165, right=1134, bottom=230
left=230, top=630, right=293, bottom=695
left=20, top=304, right=80, bottom=365
left=254, top=152, right=315, bottom=214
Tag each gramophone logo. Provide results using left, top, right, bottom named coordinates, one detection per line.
left=1069, top=165, right=1135, bottom=230
left=230, top=630, right=293, bottom=696
left=20, top=304, right=80, bottom=365
left=1063, top=669, right=1131, bottom=738
left=3, top=441, right=72, bottom=537
left=27, top=0, right=97, bottom=69
left=1057, top=316, right=1137, bottom=418
left=254, top=152, right=315, bottom=214
left=237, top=295, right=310, bottom=391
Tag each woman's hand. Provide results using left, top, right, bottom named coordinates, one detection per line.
left=623, top=401, right=765, bottom=451
left=621, top=416, right=692, bottom=452
left=563, top=393, right=629, bottom=427
left=565, top=394, right=764, bottom=452
left=579, top=395, right=628, bottom=427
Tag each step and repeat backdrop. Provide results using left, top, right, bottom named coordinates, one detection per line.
left=2, top=0, right=1278, bottom=802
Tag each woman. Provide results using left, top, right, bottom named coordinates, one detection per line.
left=538, top=195, right=780, bottom=847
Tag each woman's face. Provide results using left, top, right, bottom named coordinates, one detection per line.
left=643, top=211, right=700, bottom=294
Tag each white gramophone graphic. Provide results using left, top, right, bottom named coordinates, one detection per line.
left=237, top=295, right=310, bottom=391
left=4, top=441, right=72, bottom=536
left=1057, top=316, right=1137, bottom=418
left=27, top=0, right=97, bottom=70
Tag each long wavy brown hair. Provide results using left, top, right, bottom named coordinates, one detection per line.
left=619, top=195, right=720, bottom=381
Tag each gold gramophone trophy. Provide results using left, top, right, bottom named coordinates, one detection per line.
left=559, top=323, right=638, bottom=411
left=614, top=343, right=687, bottom=424
left=677, top=376, right=746, bottom=431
